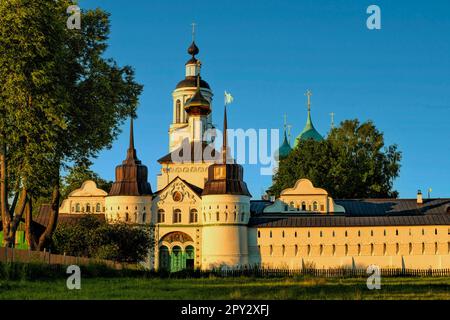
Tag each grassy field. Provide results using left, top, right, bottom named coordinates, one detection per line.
left=0, top=276, right=449, bottom=300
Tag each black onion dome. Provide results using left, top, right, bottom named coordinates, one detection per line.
left=176, top=76, right=210, bottom=89
left=108, top=118, right=152, bottom=196
left=187, top=41, right=199, bottom=56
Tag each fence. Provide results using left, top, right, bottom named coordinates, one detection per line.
left=206, top=267, right=450, bottom=278
left=0, top=247, right=124, bottom=270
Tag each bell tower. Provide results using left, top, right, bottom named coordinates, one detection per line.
left=169, top=29, right=214, bottom=152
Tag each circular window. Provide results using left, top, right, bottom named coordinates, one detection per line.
left=172, top=191, right=183, bottom=202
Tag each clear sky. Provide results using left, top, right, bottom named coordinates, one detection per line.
left=79, top=0, right=450, bottom=199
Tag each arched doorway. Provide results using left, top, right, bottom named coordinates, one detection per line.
left=158, top=231, right=195, bottom=272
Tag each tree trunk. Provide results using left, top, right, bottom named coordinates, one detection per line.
left=0, top=143, right=12, bottom=247
left=24, top=197, right=37, bottom=250
left=37, top=178, right=60, bottom=251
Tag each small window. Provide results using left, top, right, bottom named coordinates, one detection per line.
left=216, top=212, right=220, bottom=221
left=75, top=203, right=80, bottom=212
left=282, top=231, right=285, bottom=238
left=270, top=245, right=273, bottom=256
left=332, top=244, right=336, bottom=256
left=320, top=231, right=323, bottom=237
left=345, top=231, right=348, bottom=237
left=158, top=209, right=165, bottom=223
left=332, top=231, right=335, bottom=237
left=295, top=245, right=298, bottom=256
left=173, top=209, right=182, bottom=223
left=384, top=229, right=387, bottom=236
left=307, top=245, right=311, bottom=256
left=270, top=231, right=272, bottom=238
left=422, top=242, right=425, bottom=254
left=435, top=228, right=438, bottom=235
left=175, top=99, right=181, bottom=123
left=190, top=209, right=198, bottom=223
left=86, top=203, right=91, bottom=213
left=370, top=230, right=374, bottom=237
left=396, top=229, right=399, bottom=236
left=422, top=229, right=425, bottom=236
left=308, top=231, right=311, bottom=238
left=282, top=245, right=285, bottom=256
left=409, top=243, right=412, bottom=254
left=125, top=212, right=129, bottom=222
left=134, top=212, right=137, bottom=222
left=301, top=202, right=306, bottom=210
left=383, top=243, right=387, bottom=255
left=435, top=242, right=438, bottom=254
left=294, top=231, right=297, bottom=238
left=257, top=231, right=261, bottom=238
left=357, top=244, right=361, bottom=256
left=319, top=244, right=323, bottom=256
left=96, top=203, right=101, bottom=212
left=320, top=204, right=325, bottom=211
left=358, top=230, right=361, bottom=237
left=345, top=244, right=348, bottom=256
left=313, top=201, right=318, bottom=211
left=142, top=212, right=146, bottom=223
left=371, top=243, right=374, bottom=256
left=396, top=243, right=400, bottom=255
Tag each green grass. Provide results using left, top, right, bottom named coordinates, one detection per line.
left=1, top=276, right=449, bottom=300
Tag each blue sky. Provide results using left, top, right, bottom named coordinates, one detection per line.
left=79, top=0, right=450, bottom=199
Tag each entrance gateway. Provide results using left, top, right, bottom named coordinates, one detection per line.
left=158, top=231, right=195, bottom=272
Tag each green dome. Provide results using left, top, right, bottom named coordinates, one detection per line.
left=275, top=130, right=293, bottom=160
left=294, top=109, right=323, bottom=146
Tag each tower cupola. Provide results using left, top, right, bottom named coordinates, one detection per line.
left=295, top=89, right=323, bottom=146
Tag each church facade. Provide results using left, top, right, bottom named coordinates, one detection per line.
left=62, top=40, right=450, bottom=271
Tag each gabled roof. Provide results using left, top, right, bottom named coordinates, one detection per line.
left=155, top=176, right=203, bottom=198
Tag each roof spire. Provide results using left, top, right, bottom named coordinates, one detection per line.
left=222, top=105, right=228, bottom=164
left=126, top=117, right=137, bottom=160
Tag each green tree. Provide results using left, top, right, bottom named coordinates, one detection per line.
left=52, top=215, right=151, bottom=263
left=60, top=165, right=113, bottom=200
left=0, top=1, right=142, bottom=249
left=269, top=119, right=402, bottom=199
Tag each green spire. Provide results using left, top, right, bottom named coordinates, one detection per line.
left=275, top=114, right=293, bottom=160
left=294, top=90, right=323, bottom=146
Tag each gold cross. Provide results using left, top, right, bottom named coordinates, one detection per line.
left=191, top=22, right=197, bottom=42
left=330, top=112, right=335, bottom=129
left=305, top=89, right=312, bottom=111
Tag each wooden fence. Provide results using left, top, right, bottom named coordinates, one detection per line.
left=0, top=247, right=124, bottom=270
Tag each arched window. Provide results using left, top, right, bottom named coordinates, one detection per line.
left=269, top=231, right=272, bottom=238
left=301, top=201, right=306, bottom=211
left=75, top=203, right=80, bottom=212
left=307, top=245, right=311, bottom=256
left=371, top=243, right=374, bottom=256
left=319, top=244, right=323, bottom=256
left=313, top=201, right=318, bottom=211
left=225, top=212, right=228, bottom=221
left=357, top=244, right=361, bottom=256
left=175, top=100, right=181, bottom=123
left=241, top=212, right=245, bottom=222
left=435, top=242, right=438, bottom=254
left=307, top=231, right=311, bottom=238
left=371, top=230, right=374, bottom=237
left=320, top=231, right=323, bottom=237
left=396, top=243, right=399, bottom=255
left=294, top=231, right=297, bottom=238
left=233, top=212, right=237, bottom=222
left=134, top=212, right=137, bottom=222
left=270, top=245, right=273, bottom=256
left=86, top=203, right=90, bottom=213
left=345, top=244, right=348, bottom=256
left=422, top=228, right=425, bottom=235
left=422, top=242, right=425, bottom=254
left=289, top=201, right=295, bottom=210
left=96, top=203, right=101, bottom=212
left=216, top=212, right=220, bottom=221
left=173, top=209, right=182, bottom=223
left=157, top=209, right=165, bottom=223
left=295, top=245, right=298, bottom=256
left=345, top=231, right=348, bottom=237
left=190, top=209, right=198, bottom=223
left=332, top=244, right=336, bottom=256
left=257, top=231, right=261, bottom=238
left=383, top=243, right=387, bottom=255
left=332, top=231, right=335, bottom=237
left=435, top=228, right=438, bottom=235
left=409, top=243, right=412, bottom=254
left=396, top=229, right=399, bottom=236
left=142, top=212, right=146, bottom=223
left=282, top=231, right=285, bottom=238
left=125, top=212, right=129, bottom=222
left=282, top=245, right=285, bottom=256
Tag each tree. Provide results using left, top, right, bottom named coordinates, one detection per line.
left=0, top=1, right=143, bottom=249
left=60, top=165, right=113, bottom=200
left=52, top=215, right=151, bottom=263
left=269, top=119, right=402, bottom=199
